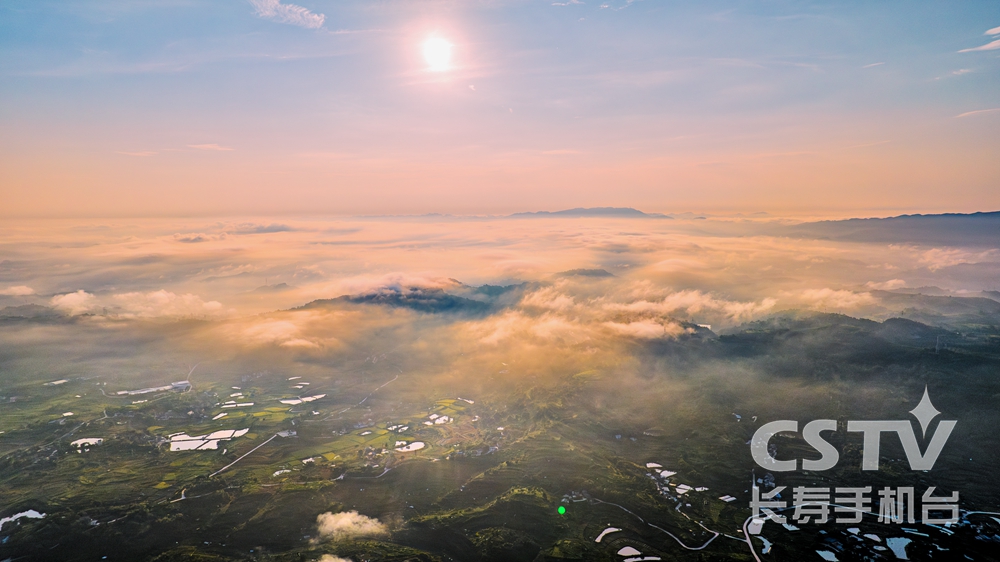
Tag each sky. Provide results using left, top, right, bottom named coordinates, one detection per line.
left=1, top=0, right=998, bottom=217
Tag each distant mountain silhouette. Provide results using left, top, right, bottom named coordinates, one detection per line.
left=871, top=290, right=1000, bottom=326
left=0, top=304, right=65, bottom=319
left=557, top=269, right=614, bottom=278
left=253, top=283, right=292, bottom=293
left=720, top=311, right=962, bottom=372
left=296, top=283, right=531, bottom=315
left=982, top=290, right=1000, bottom=303
left=299, top=288, right=491, bottom=315
left=509, top=207, right=670, bottom=218
left=786, top=211, right=1000, bottom=247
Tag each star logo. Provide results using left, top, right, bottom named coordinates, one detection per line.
left=909, top=385, right=941, bottom=438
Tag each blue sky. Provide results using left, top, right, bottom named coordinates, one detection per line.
left=1, top=1, right=998, bottom=216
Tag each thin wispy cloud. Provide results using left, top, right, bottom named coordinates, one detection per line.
left=552, top=0, right=583, bottom=5
left=862, top=62, right=884, bottom=68
left=599, top=0, right=640, bottom=10
left=955, top=108, right=1000, bottom=118
left=959, top=38, right=1000, bottom=52
left=188, top=144, right=235, bottom=151
left=249, top=0, right=325, bottom=29
left=986, top=25, right=1000, bottom=36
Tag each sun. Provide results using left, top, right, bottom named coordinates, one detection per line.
left=423, top=36, right=453, bottom=72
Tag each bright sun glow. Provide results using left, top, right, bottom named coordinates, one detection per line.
left=423, top=37, right=453, bottom=72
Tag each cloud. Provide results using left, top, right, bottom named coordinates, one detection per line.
left=280, top=338, right=320, bottom=348
left=648, top=258, right=708, bottom=272
left=19, top=216, right=1000, bottom=351
left=865, top=279, right=906, bottom=290
left=110, top=290, right=224, bottom=318
left=473, top=310, right=589, bottom=346
left=332, top=273, right=457, bottom=297
left=229, top=314, right=334, bottom=349
left=249, top=0, right=325, bottom=29
left=476, top=311, right=528, bottom=345
left=314, top=511, right=387, bottom=542
left=173, top=233, right=211, bottom=243
left=986, top=26, right=1000, bottom=36
left=599, top=0, right=641, bottom=10
left=50, top=290, right=224, bottom=318
left=473, top=283, right=777, bottom=348
left=521, top=286, right=576, bottom=311
left=607, top=290, right=776, bottom=323
left=530, top=314, right=591, bottom=343
left=0, top=286, right=35, bottom=296
left=959, top=39, right=1000, bottom=52
left=552, top=0, right=583, bottom=5
left=228, top=223, right=294, bottom=234
left=956, top=108, right=1000, bottom=118
left=241, top=320, right=305, bottom=345
left=603, top=320, right=688, bottom=339
left=799, top=288, right=875, bottom=310
left=50, top=290, right=97, bottom=315
left=862, top=62, right=884, bottom=68
left=188, top=144, right=235, bottom=151
left=918, top=248, right=999, bottom=271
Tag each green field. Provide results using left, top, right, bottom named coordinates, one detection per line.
left=2, top=307, right=1000, bottom=561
